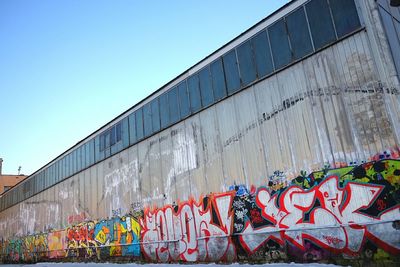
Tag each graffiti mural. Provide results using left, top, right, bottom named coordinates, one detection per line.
left=0, top=159, right=399, bottom=265
left=140, top=192, right=236, bottom=262
left=47, top=230, right=66, bottom=258
left=93, top=216, right=140, bottom=258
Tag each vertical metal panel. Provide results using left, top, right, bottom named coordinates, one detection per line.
left=82, top=168, right=90, bottom=218
left=103, top=155, right=119, bottom=216
left=199, top=106, right=225, bottom=193
left=96, top=162, right=106, bottom=220
left=331, top=35, right=367, bottom=162
left=89, top=162, right=98, bottom=219
left=53, top=182, right=61, bottom=229
left=233, top=88, right=267, bottom=187
left=216, top=98, right=245, bottom=188
left=275, top=64, right=313, bottom=176
left=337, top=35, right=379, bottom=160
left=306, top=43, right=349, bottom=164
left=78, top=171, right=85, bottom=218
left=254, top=76, right=294, bottom=176
left=148, top=134, right=165, bottom=207
left=159, top=128, right=177, bottom=204
left=184, top=114, right=206, bottom=199
left=46, top=186, right=58, bottom=231
left=127, top=144, right=140, bottom=207
left=360, top=14, right=400, bottom=148
left=119, top=149, right=132, bottom=215
left=138, top=139, right=151, bottom=207
left=170, top=122, right=192, bottom=202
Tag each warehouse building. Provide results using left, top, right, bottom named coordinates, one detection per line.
left=1, top=0, right=399, bottom=264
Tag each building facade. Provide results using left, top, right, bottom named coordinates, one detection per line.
left=0, top=0, right=399, bottom=264
left=0, top=159, right=27, bottom=194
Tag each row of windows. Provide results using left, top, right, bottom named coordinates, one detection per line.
left=0, top=0, right=362, bottom=212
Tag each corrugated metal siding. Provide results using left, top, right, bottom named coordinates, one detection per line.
left=1, top=14, right=400, bottom=238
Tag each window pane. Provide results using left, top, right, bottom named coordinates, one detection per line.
left=237, top=40, right=257, bottom=86
left=89, top=139, right=95, bottom=165
left=269, top=18, right=292, bottom=69
left=67, top=154, right=71, bottom=177
left=151, top=98, right=161, bottom=132
left=177, top=80, right=190, bottom=118
left=128, top=113, right=137, bottom=144
left=160, top=93, right=170, bottom=128
left=168, top=86, right=180, bottom=124
left=110, top=127, right=116, bottom=145
left=379, top=7, right=400, bottom=77
left=116, top=123, right=122, bottom=142
left=143, top=102, right=152, bottom=137
left=210, top=58, right=227, bottom=101
left=95, top=134, right=104, bottom=162
left=188, top=74, right=202, bottom=113
left=286, top=7, right=313, bottom=60
left=136, top=108, right=144, bottom=140
left=199, top=66, right=214, bottom=107
left=77, top=146, right=82, bottom=172
left=85, top=143, right=90, bottom=169
left=252, top=30, right=274, bottom=78
left=71, top=150, right=76, bottom=175
left=306, top=0, right=336, bottom=50
left=121, top=117, right=129, bottom=148
left=104, top=129, right=111, bottom=157
left=330, top=0, right=361, bottom=38
left=223, top=50, right=241, bottom=94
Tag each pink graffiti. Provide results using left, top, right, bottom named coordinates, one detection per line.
left=241, top=175, right=400, bottom=255
left=140, top=192, right=236, bottom=262
left=67, top=212, right=87, bottom=225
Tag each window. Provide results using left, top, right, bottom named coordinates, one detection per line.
left=252, top=30, right=274, bottom=78
left=88, top=139, right=95, bottom=165
left=188, top=74, right=202, bottom=113
left=168, top=86, right=180, bottom=124
left=306, top=0, right=336, bottom=50
left=379, top=6, right=400, bottom=77
left=110, top=123, right=122, bottom=146
left=136, top=108, right=144, bottom=140
left=101, top=129, right=111, bottom=158
left=199, top=66, right=214, bottom=107
left=329, top=0, right=361, bottom=38
left=111, top=122, right=123, bottom=155
left=95, top=134, right=105, bottom=162
left=54, top=160, right=59, bottom=182
left=3, top=186, right=12, bottom=193
left=160, top=93, right=170, bottom=129
left=128, top=113, right=137, bottom=144
left=77, top=146, right=82, bottom=172
left=82, top=144, right=87, bottom=169
left=223, top=50, right=241, bottom=94
left=210, top=58, right=227, bottom=101
left=286, top=7, right=313, bottom=60
left=143, top=103, right=152, bottom=137
left=268, top=18, right=292, bottom=69
left=71, top=150, right=76, bottom=175
left=237, top=40, right=257, bottom=86
left=151, top=99, right=161, bottom=132
left=177, top=80, right=190, bottom=118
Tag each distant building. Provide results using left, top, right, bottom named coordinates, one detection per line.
left=0, top=158, right=27, bottom=194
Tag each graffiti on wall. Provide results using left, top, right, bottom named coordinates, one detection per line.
left=141, top=192, right=236, bottom=262
left=0, top=159, right=399, bottom=264
left=93, top=216, right=140, bottom=257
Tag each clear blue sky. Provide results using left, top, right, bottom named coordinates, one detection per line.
left=0, top=0, right=288, bottom=175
